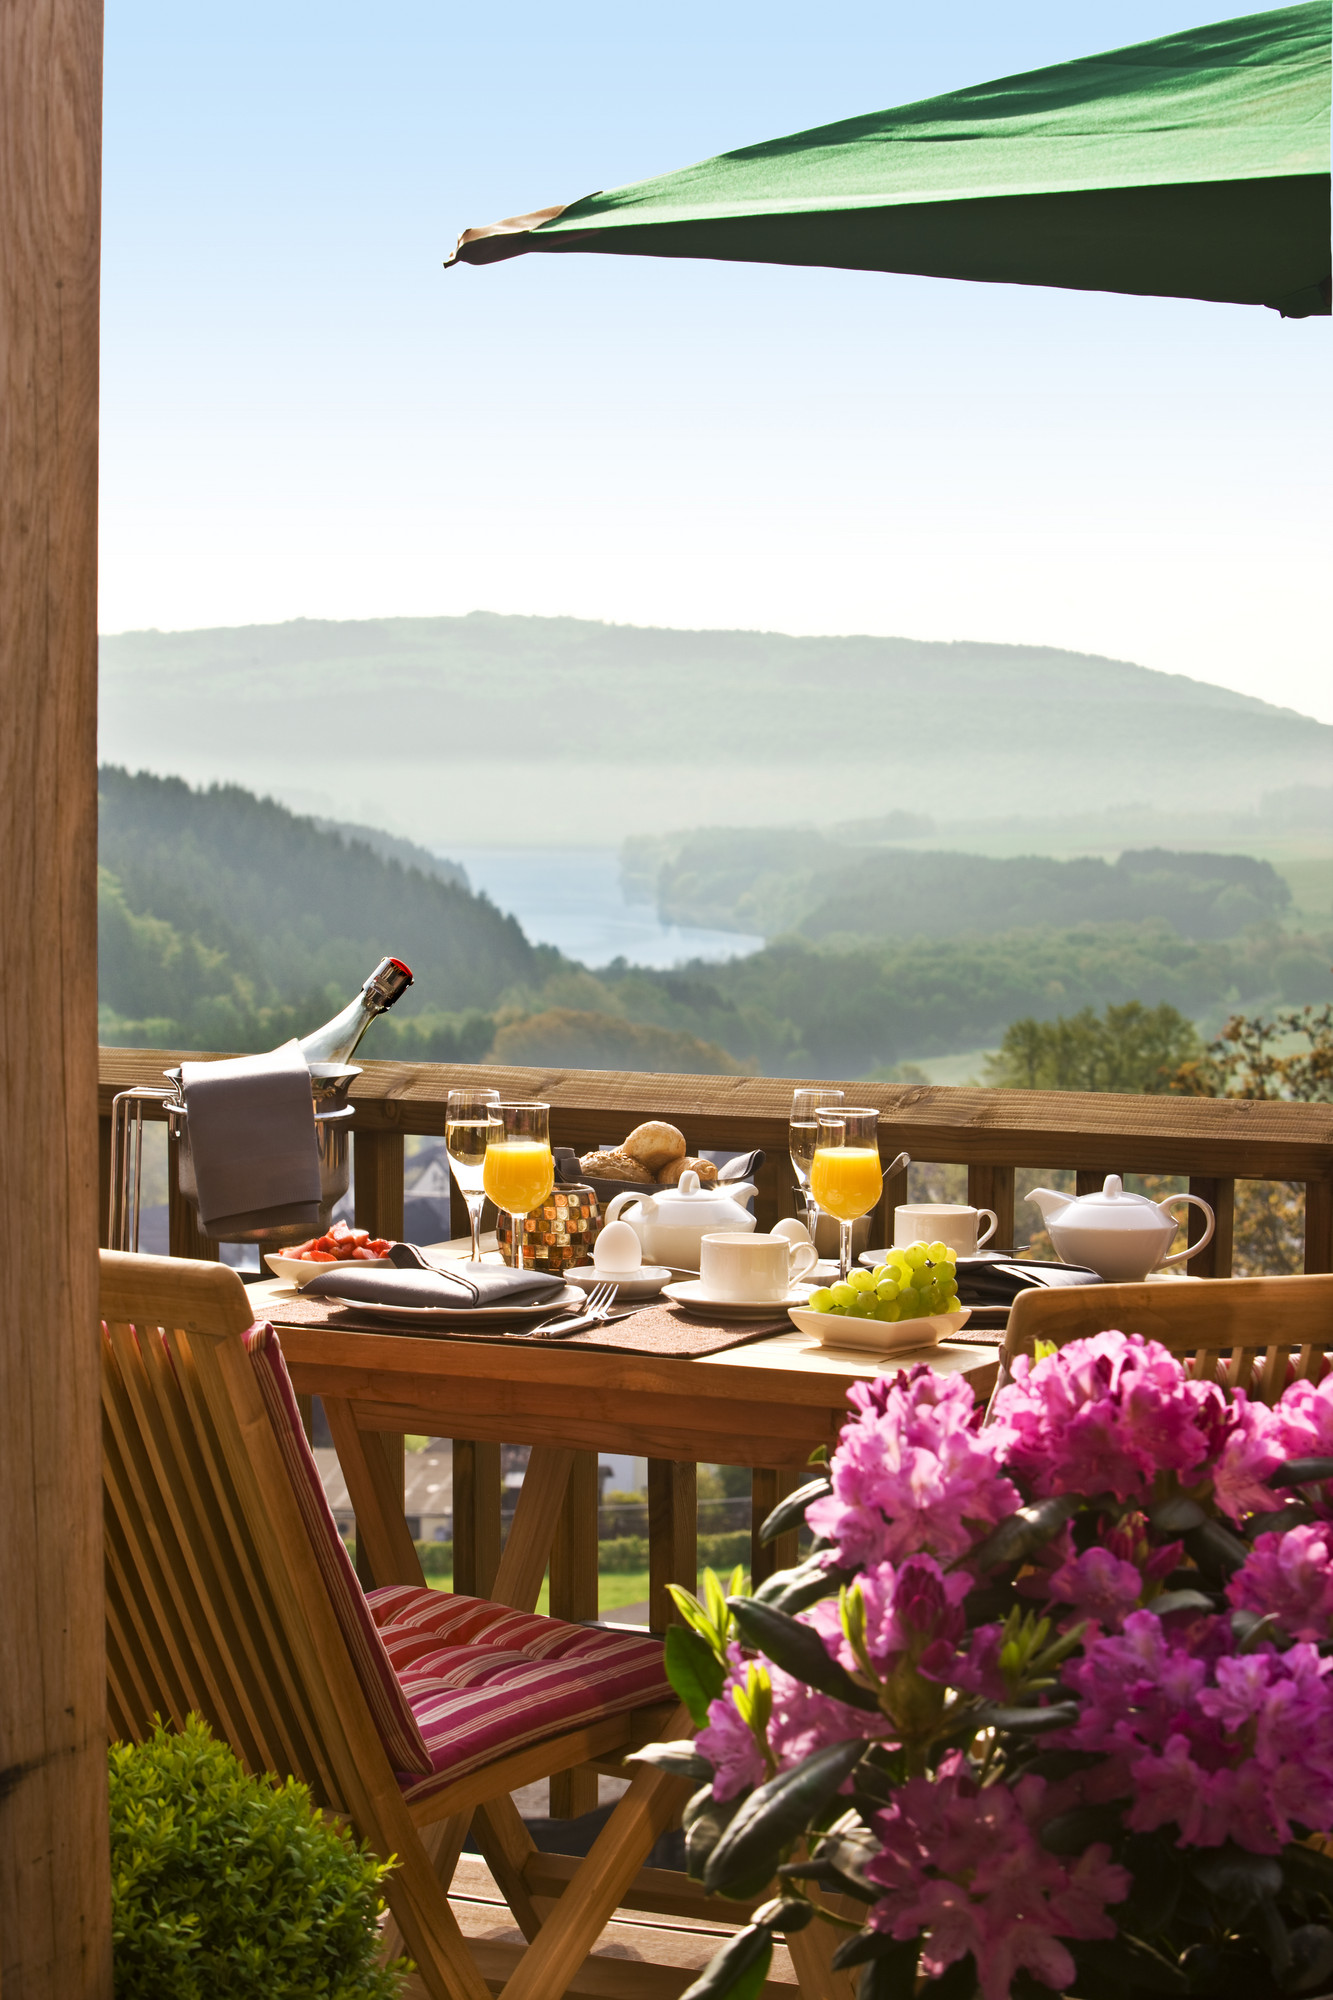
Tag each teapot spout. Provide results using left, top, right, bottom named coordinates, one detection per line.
left=1027, top=1187, right=1071, bottom=1227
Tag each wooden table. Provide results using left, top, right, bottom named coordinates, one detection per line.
left=254, top=1270, right=996, bottom=1812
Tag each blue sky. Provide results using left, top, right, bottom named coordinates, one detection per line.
left=101, top=1, right=1332, bottom=720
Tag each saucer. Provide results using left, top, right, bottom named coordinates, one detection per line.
left=565, top=1264, right=672, bottom=1301
left=664, top=1279, right=814, bottom=1320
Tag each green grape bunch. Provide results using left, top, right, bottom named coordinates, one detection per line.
left=806, top=1239, right=961, bottom=1322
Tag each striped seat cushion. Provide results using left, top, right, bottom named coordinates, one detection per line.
left=367, top=1584, right=674, bottom=1799
left=245, top=1325, right=433, bottom=1774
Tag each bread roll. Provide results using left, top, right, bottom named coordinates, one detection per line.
left=623, top=1121, right=687, bottom=1171
left=580, top=1148, right=655, bottom=1185
left=657, top=1154, right=718, bottom=1187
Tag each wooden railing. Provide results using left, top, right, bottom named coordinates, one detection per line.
left=98, top=1046, right=1333, bottom=1273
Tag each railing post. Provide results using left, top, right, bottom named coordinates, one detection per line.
left=751, top=1467, right=802, bottom=1589
left=354, top=1128, right=405, bottom=1240
left=1306, top=1179, right=1333, bottom=1276
left=548, top=1450, right=600, bottom=1818
left=1189, top=1176, right=1235, bottom=1278
left=969, top=1164, right=1016, bottom=1252
left=452, top=1440, right=502, bottom=1598
left=648, top=1459, right=697, bottom=1634
left=98, top=1110, right=113, bottom=1249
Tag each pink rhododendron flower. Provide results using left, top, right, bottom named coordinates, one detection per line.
left=805, top=1366, right=1018, bottom=1568
left=1211, top=1389, right=1284, bottom=1522
left=1272, top=1374, right=1333, bottom=1461
left=810, top=1556, right=972, bottom=1680
left=1060, top=1611, right=1333, bottom=1852
left=1047, top=1546, right=1144, bottom=1630
left=1229, top=1522, right=1333, bottom=1642
left=698, top=1644, right=880, bottom=1801
left=867, top=1755, right=1129, bottom=2000
left=990, top=1332, right=1230, bottom=1504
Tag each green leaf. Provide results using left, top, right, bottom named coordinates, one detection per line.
left=727, top=1597, right=881, bottom=1712
left=1039, top=1803, right=1124, bottom=1854
left=759, top=1476, right=832, bottom=1545
left=1270, top=1457, right=1333, bottom=1489
left=669, top=1582, right=729, bottom=1652
left=855, top=1950, right=922, bottom=2000
left=679, top=1925, right=774, bottom=2000
left=1119, top=1832, right=1185, bottom=1935
left=1191, top=1844, right=1283, bottom=1908
left=1184, top=1519, right=1250, bottom=1582
left=1281, top=1839, right=1333, bottom=1902
left=626, top=1741, right=714, bottom=1782
left=704, top=1738, right=868, bottom=1897
left=685, top=1792, right=744, bottom=1881
left=968, top=1497, right=1077, bottom=1574
left=833, top=1929, right=913, bottom=1971
left=1066, top=1938, right=1187, bottom=1998
left=666, top=1625, right=727, bottom=1726
left=1144, top=1588, right=1216, bottom=1618
left=1285, top=1922, right=1333, bottom=1993
left=1148, top=1495, right=1206, bottom=1534
left=972, top=1701, right=1080, bottom=1734
left=752, top=1555, right=852, bottom=1615
left=750, top=1895, right=814, bottom=1933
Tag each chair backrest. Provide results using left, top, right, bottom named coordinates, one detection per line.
left=1001, top=1273, right=1333, bottom=1404
left=100, top=1249, right=413, bottom=1811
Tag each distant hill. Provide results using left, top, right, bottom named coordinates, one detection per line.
left=628, top=831, right=1294, bottom=942
left=97, top=766, right=540, bottom=1046
left=98, top=614, right=1333, bottom=847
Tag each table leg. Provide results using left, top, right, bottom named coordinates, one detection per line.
left=324, top=1400, right=422, bottom=1589
left=549, top=1448, right=600, bottom=1818
left=751, top=1467, right=803, bottom=1590
left=452, top=1440, right=501, bottom=1599
left=492, top=1446, right=576, bottom=1612
left=648, top=1459, right=697, bottom=1633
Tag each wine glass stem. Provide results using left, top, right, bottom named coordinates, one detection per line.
left=839, top=1218, right=853, bottom=1282
left=510, top=1213, right=524, bottom=1269
left=466, top=1193, right=485, bottom=1262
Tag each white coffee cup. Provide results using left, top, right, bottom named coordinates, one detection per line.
left=700, top=1230, right=818, bottom=1303
left=893, top=1202, right=998, bottom=1256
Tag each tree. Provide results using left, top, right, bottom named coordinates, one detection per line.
left=984, top=1001, right=1202, bottom=1094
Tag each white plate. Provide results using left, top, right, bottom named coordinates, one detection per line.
left=788, top=1304, right=971, bottom=1353
left=565, top=1265, right=673, bottom=1301
left=321, top=1282, right=583, bottom=1326
left=264, top=1253, right=392, bottom=1288
left=664, top=1279, right=814, bottom=1320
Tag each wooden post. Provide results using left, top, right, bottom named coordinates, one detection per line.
left=452, top=1440, right=502, bottom=1599
left=353, top=1129, right=406, bottom=1580
left=167, top=1141, right=221, bottom=1261
left=647, top=1460, right=697, bottom=1634
left=0, top=0, right=113, bottom=1986
left=548, top=1450, right=599, bottom=1818
left=750, top=1467, right=802, bottom=1590
left=1306, top=1179, right=1333, bottom=1277
left=969, top=1163, right=1016, bottom=1253
left=1189, top=1176, right=1235, bottom=1278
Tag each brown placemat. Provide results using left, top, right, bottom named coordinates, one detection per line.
left=260, top=1289, right=789, bottom=1359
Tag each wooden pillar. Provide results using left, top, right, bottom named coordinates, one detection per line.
left=354, top=1128, right=405, bottom=1240
left=548, top=1450, right=599, bottom=1818
left=452, top=1440, right=502, bottom=1599
left=1189, top=1176, right=1235, bottom=1279
left=1306, top=1178, right=1333, bottom=1277
left=0, top=0, right=113, bottom=1986
left=167, top=1141, right=221, bottom=1261
left=647, top=1460, right=697, bottom=1634
left=968, top=1164, right=1015, bottom=1254
left=750, top=1467, right=802, bottom=1590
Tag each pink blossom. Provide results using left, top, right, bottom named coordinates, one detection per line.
left=1229, top=1523, right=1333, bottom=1642
left=1272, top=1374, right=1333, bottom=1461
left=805, top=1366, right=1019, bottom=1569
left=990, top=1332, right=1230, bottom=1504
left=867, top=1755, right=1129, bottom=2000
left=811, top=1556, right=972, bottom=1680
left=697, top=1683, right=766, bottom=1801
left=1047, top=1547, right=1144, bottom=1630
left=1212, top=1390, right=1284, bottom=1522
left=1060, top=1612, right=1333, bottom=1852
left=767, top=1666, right=879, bottom=1773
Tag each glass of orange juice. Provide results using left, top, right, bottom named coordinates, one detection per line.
left=811, top=1106, right=883, bottom=1280
left=483, top=1101, right=555, bottom=1269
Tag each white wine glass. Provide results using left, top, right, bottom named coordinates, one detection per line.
left=789, top=1088, right=844, bottom=1238
left=483, top=1102, right=554, bottom=1270
left=445, top=1088, right=502, bottom=1261
left=811, top=1106, right=883, bottom=1280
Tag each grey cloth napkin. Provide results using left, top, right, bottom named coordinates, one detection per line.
left=956, top=1255, right=1103, bottom=1307
left=301, top=1261, right=564, bottom=1310
left=180, top=1040, right=322, bottom=1236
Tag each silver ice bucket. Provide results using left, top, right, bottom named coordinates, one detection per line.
left=168, top=1062, right=359, bottom=1245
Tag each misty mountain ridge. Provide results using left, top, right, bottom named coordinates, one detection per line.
left=98, top=614, right=1333, bottom=846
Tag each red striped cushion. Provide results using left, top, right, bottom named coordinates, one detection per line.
left=367, top=1585, right=673, bottom=1798
left=244, top=1325, right=432, bottom=1775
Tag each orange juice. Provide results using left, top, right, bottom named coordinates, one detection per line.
left=483, top=1139, right=554, bottom=1214
left=810, top=1146, right=882, bottom=1222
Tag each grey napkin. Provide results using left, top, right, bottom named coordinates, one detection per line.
left=301, top=1261, right=564, bottom=1310
left=180, top=1040, right=322, bottom=1236
left=956, top=1255, right=1103, bottom=1308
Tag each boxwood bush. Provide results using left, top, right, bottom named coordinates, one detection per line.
left=109, top=1715, right=407, bottom=1998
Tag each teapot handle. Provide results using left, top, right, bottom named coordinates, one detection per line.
left=1160, top=1193, right=1215, bottom=1268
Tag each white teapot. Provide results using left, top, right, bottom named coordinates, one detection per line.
left=605, top=1169, right=757, bottom=1270
left=1027, top=1174, right=1215, bottom=1284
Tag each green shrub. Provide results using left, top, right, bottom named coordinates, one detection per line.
left=109, top=1715, right=407, bottom=1999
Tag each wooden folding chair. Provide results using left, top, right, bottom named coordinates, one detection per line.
left=997, top=1272, right=1333, bottom=1406
left=102, top=1251, right=851, bottom=2000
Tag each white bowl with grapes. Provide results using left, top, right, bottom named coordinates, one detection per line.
left=787, top=1239, right=970, bottom=1352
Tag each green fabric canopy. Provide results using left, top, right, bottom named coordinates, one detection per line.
left=449, top=2, right=1331, bottom=315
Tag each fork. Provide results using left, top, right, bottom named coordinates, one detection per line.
left=529, top=1280, right=620, bottom=1341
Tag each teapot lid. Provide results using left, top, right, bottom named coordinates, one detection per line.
left=648, top=1169, right=750, bottom=1210
left=1062, top=1174, right=1173, bottom=1230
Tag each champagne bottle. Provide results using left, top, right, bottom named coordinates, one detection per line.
left=298, top=957, right=414, bottom=1065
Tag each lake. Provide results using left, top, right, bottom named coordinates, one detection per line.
left=444, top=845, right=764, bottom=970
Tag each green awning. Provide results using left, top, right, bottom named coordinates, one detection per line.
left=448, top=1, right=1331, bottom=315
